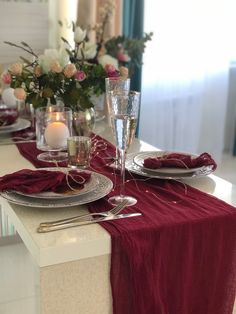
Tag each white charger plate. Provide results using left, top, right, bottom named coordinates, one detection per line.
left=0, top=118, right=31, bottom=135
left=15, top=168, right=99, bottom=199
left=133, top=151, right=201, bottom=174
left=1, top=171, right=113, bottom=208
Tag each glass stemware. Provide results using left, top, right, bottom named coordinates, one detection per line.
left=36, top=105, right=72, bottom=162
left=108, top=91, right=140, bottom=206
left=105, top=77, right=130, bottom=167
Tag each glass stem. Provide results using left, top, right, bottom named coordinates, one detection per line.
left=49, top=151, right=59, bottom=158
left=119, top=148, right=126, bottom=198
left=115, top=147, right=120, bottom=168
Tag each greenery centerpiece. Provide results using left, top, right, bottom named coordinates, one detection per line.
left=1, top=0, right=152, bottom=112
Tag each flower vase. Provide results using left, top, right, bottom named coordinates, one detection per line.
left=72, top=108, right=95, bottom=136
left=90, top=94, right=106, bottom=121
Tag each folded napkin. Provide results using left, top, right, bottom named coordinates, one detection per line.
left=0, top=169, right=91, bottom=194
left=143, top=152, right=217, bottom=170
left=0, top=107, right=19, bottom=126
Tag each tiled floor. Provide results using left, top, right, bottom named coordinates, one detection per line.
left=0, top=239, right=39, bottom=314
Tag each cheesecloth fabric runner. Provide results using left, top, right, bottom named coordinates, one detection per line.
left=16, top=136, right=236, bottom=314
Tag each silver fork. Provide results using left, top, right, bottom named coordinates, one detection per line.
left=39, top=199, right=129, bottom=228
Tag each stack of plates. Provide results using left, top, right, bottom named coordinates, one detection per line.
left=126, top=151, right=214, bottom=180
left=1, top=168, right=113, bottom=208
left=0, top=118, right=31, bottom=135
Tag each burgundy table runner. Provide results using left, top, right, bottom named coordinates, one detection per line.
left=16, top=137, right=236, bottom=314
left=16, top=141, right=67, bottom=168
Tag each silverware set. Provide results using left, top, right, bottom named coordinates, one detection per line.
left=37, top=200, right=141, bottom=233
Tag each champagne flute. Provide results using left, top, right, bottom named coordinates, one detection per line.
left=105, top=77, right=130, bottom=167
left=108, top=91, right=140, bottom=206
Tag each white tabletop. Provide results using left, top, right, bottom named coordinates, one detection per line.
left=1, top=121, right=236, bottom=267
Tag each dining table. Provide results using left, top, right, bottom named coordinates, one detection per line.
left=0, top=118, right=236, bottom=314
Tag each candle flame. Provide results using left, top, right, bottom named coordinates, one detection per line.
left=56, top=112, right=61, bottom=121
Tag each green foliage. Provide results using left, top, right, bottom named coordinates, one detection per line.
left=3, top=0, right=152, bottom=111
left=105, top=32, right=153, bottom=76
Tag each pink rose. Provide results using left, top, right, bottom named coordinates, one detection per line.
left=117, top=51, right=130, bottom=63
left=74, top=70, right=86, bottom=82
left=105, top=64, right=120, bottom=78
left=105, top=64, right=116, bottom=73
left=50, top=62, right=62, bottom=73
left=64, top=64, right=77, bottom=78
left=119, top=66, right=129, bottom=78
left=34, top=65, right=42, bottom=77
left=14, top=88, right=27, bottom=101
left=1, top=72, right=12, bottom=84
left=10, top=63, right=23, bottom=75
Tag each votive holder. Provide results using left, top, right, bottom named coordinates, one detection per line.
left=67, top=136, right=92, bottom=169
left=36, top=105, right=72, bottom=162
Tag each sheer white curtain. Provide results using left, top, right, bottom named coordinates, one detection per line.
left=139, top=0, right=236, bottom=161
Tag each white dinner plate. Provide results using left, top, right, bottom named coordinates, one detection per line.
left=0, top=118, right=31, bottom=135
left=15, top=168, right=99, bottom=199
left=133, top=151, right=201, bottom=174
left=126, top=153, right=214, bottom=180
left=0, top=171, right=113, bottom=208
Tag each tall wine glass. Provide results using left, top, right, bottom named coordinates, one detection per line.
left=105, top=77, right=130, bottom=167
left=108, top=91, right=140, bottom=206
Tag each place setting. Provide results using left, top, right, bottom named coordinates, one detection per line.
left=125, top=150, right=217, bottom=180
left=0, top=88, right=35, bottom=144
left=0, top=167, right=113, bottom=209
left=0, top=104, right=114, bottom=209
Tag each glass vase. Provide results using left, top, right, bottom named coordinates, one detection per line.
left=72, top=108, right=95, bottom=137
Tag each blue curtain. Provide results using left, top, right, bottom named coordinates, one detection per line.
left=123, top=0, right=144, bottom=135
left=233, top=134, right=236, bottom=155
left=122, top=0, right=144, bottom=92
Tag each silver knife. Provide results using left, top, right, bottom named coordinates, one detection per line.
left=37, top=212, right=142, bottom=233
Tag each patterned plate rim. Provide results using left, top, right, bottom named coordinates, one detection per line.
left=0, top=172, right=113, bottom=208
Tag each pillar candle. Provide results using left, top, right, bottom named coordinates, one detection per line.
left=44, top=121, right=70, bottom=149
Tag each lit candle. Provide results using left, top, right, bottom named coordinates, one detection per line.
left=44, top=121, right=70, bottom=149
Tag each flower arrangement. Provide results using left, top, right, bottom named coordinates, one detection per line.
left=2, top=0, right=152, bottom=111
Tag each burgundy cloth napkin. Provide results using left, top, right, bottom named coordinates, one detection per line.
left=143, top=152, right=217, bottom=170
left=0, top=169, right=91, bottom=194
left=0, top=107, right=19, bottom=126
left=16, top=136, right=236, bottom=314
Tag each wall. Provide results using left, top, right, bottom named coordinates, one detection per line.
left=0, top=1, right=49, bottom=67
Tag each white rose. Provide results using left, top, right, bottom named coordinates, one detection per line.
left=38, top=46, right=70, bottom=73
left=58, top=44, right=70, bottom=68
left=98, top=54, right=119, bottom=69
left=74, top=26, right=86, bottom=43
left=77, top=42, right=97, bottom=60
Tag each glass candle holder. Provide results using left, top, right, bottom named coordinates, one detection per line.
left=36, top=105, right=72, bottom=162
left=67, top=136, right=92, bottom=169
